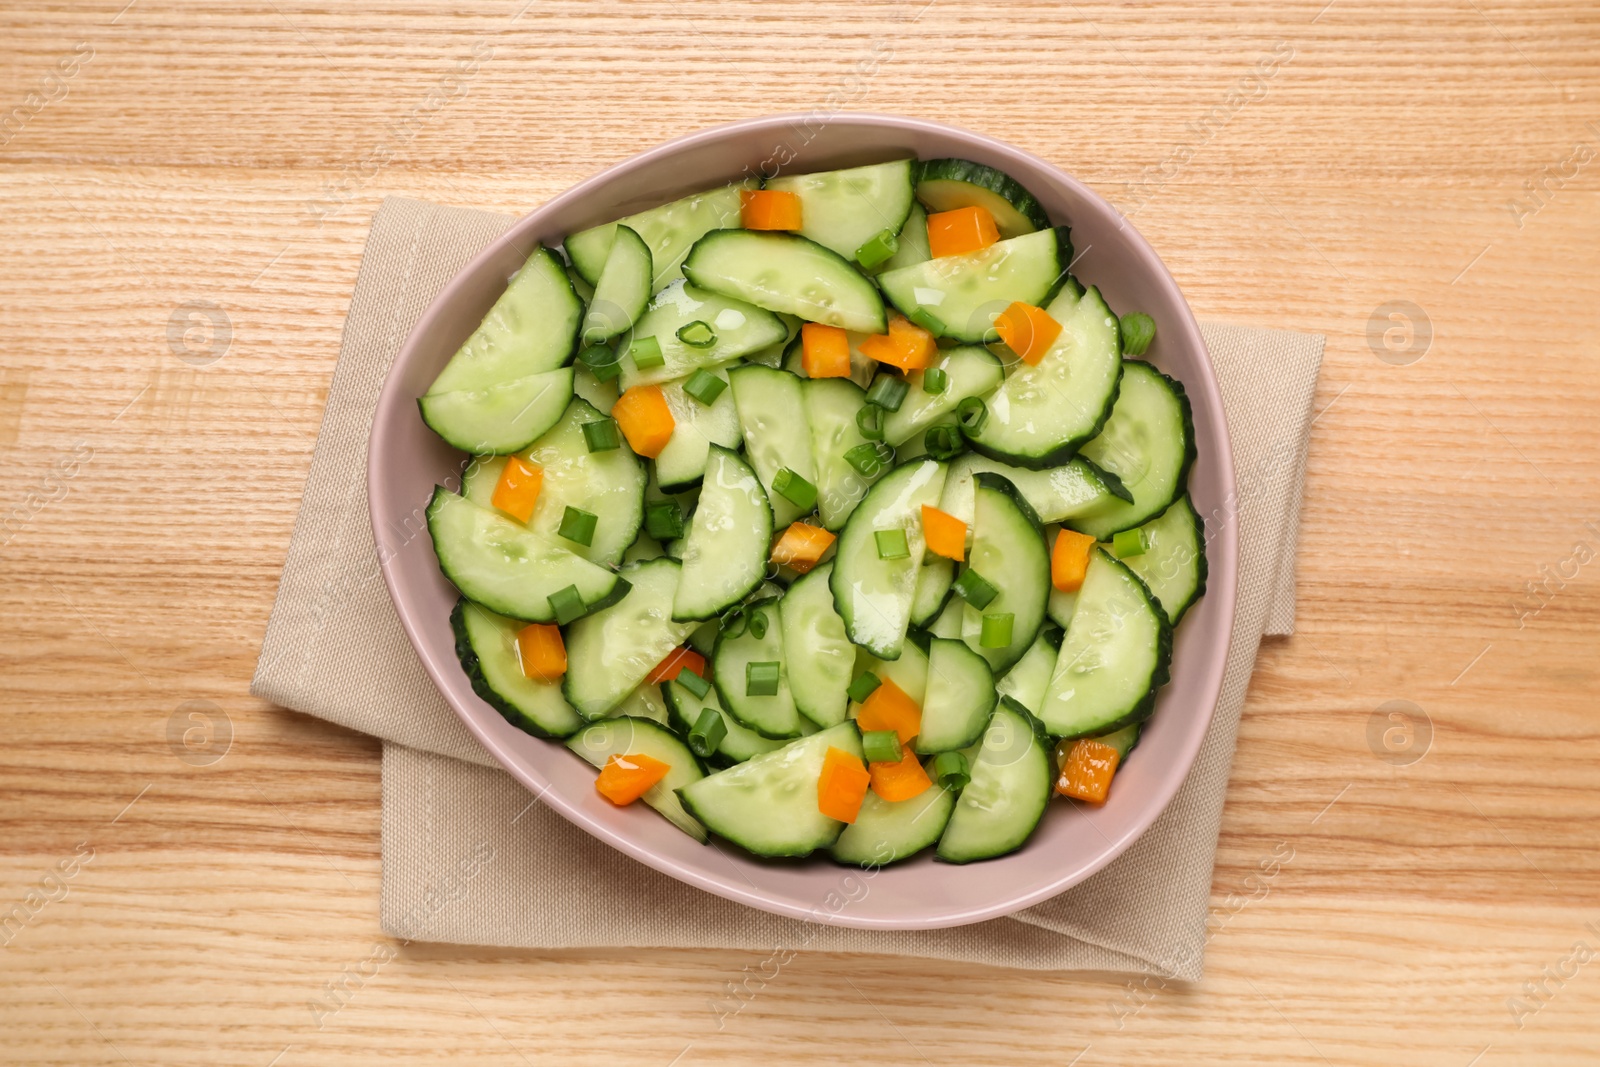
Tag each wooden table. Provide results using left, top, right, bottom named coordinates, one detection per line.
left=3, top=2, right=1597, bottom=1063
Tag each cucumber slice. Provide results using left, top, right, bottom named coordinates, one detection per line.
left=957, top=474, right=1050, bottom=674
left=566, top=716, right=707, bottom=842
left=662, top=678, right=792, bottom=765
left=565, top=181, right=753, bottom=289
left=909, top=558, right=954, bottom=628
left=1047, top=586, right=1077, bottom=630
left=880, top=346, right=1005, bottom=447
left=936, top=699, right=1052, bottom=863
left=418, top=367, right=575, bottom=456
left=938, top=451, right=1118, bottom=534
left=461, top=397, right=647, bottom=567
left=1095, top=722, right=1143, bottom=760
left=619, top=281, right=788, bottom=391
left=743, top=313, right=803, bottom=368
left=1037, top=549, right=1172, bottom=738
left=802, top=376, right=884, bottom=530
left=1066, top=361, right=1197, bottom=540
left=915, top=637, right=997, bottom=754
left=683, top=230, right=888, bottom=334
left=726, top=365, right=817, bottom=528
left=865, top=201, right=930, bottom=276
left=763, top=159, right=916, bottom=261
left=609, top=682, right=671, bottom=725
left=1119, top=495, right=1207, bottom=625
left=830, top=773, right=955, bottom=867
left=573, top=362, right=620, bottom=414
left=580, top=224, right=651, bottom=345
left=926, top=597, right=964, bottom=640
left=829, top=459, right=949, bottom=659
left=451, top=599, right=584, bottom=738
left=677, top=721, right=863, bottom=857
left=564, top=258, right=595, bottom=304
left=673, top=446, right=772, bottom=621
left=562, top=557, right=697, bottom=719
left=876, top=227, right=1072, bottom=343
left=914, top=159, right=1050, bottom=239
left=711, top=596, right=805, bottom=739
left=968, top=283, right=1123, bottom=469
left=653, top=369, right=742, bottom=493
left=859, top=632, right=931, bottom=707
left=779, top=563, right=855, bottom=728
left=426, top=488, right=627, bottom=623
left=426, top=246, right=582, bottom=395
left=994, top=623, right=1063, bottom=716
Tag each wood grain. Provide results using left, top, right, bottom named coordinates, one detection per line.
left=2, top=1, right=1599, bottom=1063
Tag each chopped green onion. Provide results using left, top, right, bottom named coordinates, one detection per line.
left=683, top=368, right=727, bottom=406
left=957, top=396, right=988, bottom=434
left=862, top=729, right=903, bottom=764
left=578, top=343, right=623, bottom=383
left=675, top=667, right=711, bottom=700
left=1119, top=312, right=1156, bottom=357
left=558, top=506, right=598, bottom=547
left=720, top=608, right=748, bottom=639
left=874, top=528, right=910, bottom=560
left=921, top=367, right=948, bottom=395
left=746, top=661, right=780, bottom=697
left=676, top=320, right=717, bottom=349
left=844, top=442, right=892, bottom=477
left=980, top=612, right=1014, bottom=648
left=855, top=228, right=900, bottom=270
left=1112, top=527, right=1150, bottom=557
left=855, top=403, right=885, bottom=441
left=581, top=418, right=621, bottom=453
left=907, top=307, right=946, bottom=336
left=923, top=423, right=964, bottom=461
left=628, top=335, right=664, bottom=369
left=932, top=750, right=970, bottom=791
left=952, top=568, right=999, bottom=610
left=772, top=467, right=818, bottom=511
left=548, top=584, right=586, bottom=625
left=846, top=672, right=882, bottom=704
left=643, top=500, right=684, bottom=541
left=747, top=608, right=768, bottom=641
left=865, top=375, right=909, bottom=413
left=688, top=707, right=727, bottom=757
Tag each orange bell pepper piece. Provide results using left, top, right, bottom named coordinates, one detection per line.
left=1052, top=528, right=1096, bottom=592
left=817, top=746, right=872, bottom=823
left=868, top=743, right=932, bottom=803
left=647, top=646, right=707, bottom=684
left=994, top=302, right=1063, bottom=366
left=800, top=322, right=851, bottom=378
left=926, top=205, right=999, bottom=259
left=920, top=505, right=967, bottom=562
left=516, top=623, right=566, bottom=681
left=740, top=189, right=803, bottom=231
left=856, top=677, right=921, bottom=745
left=857, top=314, right=936, bottom=372
left=595, top=752, right=672, bottom=805
left=612, top=384, right=675, bottom=458
left=770, top=522, right=837, bottom=574
left=1056, top=738, right=1121, bottom=804
left=490, top=455, right=544, bottom=523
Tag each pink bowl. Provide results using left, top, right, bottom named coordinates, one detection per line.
left=369, top=114, right=1237, bottom=930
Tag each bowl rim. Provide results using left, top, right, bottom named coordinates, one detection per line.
left=368, top=112, right=1238, bottom=930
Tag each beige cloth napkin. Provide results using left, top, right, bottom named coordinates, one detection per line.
left=252, top=197, right=1323, bottom=980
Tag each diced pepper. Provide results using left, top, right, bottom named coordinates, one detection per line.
left=869, top=743, right=932, bottom=803
left=856, top=677, right=921, bottom=745
left=515, top=623, right=566, bottom=682
left=595, top=752, right=672, bottom=805
left=994, top=301, right=1063, bottom=366
left=489, top=456, right=543, bottom=523
left=1052, top=528, right=1096, bottom=592
left=920, top=504, right=967, bottom=562
left=858, top=314, right=936, bottom=372
left=611, top=384, right=675, bottom=458
left=1056, top=738, right=1121, bottom=804
left=740, top=189, right=803, bottom=231
left=817, top=745, right=872, bottom=823
left=646, top=646, right=707, bottom=685
left=926, top=205, right=999, bottom=259
left=801, top=322, right=852, bottom=378
left=770, top=522, right=837, bottom=574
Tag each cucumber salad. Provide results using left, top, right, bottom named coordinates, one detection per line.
left=422, top=156, right=1206, bottom=867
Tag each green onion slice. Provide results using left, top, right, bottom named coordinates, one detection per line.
left=874, top=528, right=910, bottom=560
left=952, top=568, right=998, bottom=610
left=675, top=667, right=711, bottom=700
left=1111, top=527, right=1150, bottom=558
left=844, top=442, right=892, bottom=477
left=856, top=403, right=885, bottom=441
left=921, top=367, right=948, bottom=395
left=745, top=661, right=780, bottom=697
left=980, top=612, right=1014, bottom=648
left=923, top=423, right=964, bottom=461
left=688, top=707, right=727, bottom=757
left=746, top=608, right=768, bottom=641
left=581, top=418, right=621, bottom=453
left=628, top=335, right=665, bottom=369
left=855, top=229, right=900, bottom=270
left=548, top=584, right=586, bottom=626
left=846, top=672, right=882, bottom=704
left=772, top=467, right=818, bottom=511
left=932, top=751, right=970, bottom=791
left=862, top=729, right=903, bottom=764
left=1119, top=312, right=1156, bottom=357
left=865, top=375, right=909, bottom=413
left=683, top=368, right=727, bottom=405
left=557, top=506, right=598, bottom=547
left=956, top=395, right=988, bottom=434
left=643, top=500, right=684, bottom=541
left=676, top=320, right=717, bottom=349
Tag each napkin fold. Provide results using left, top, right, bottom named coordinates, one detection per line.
left=253, top=197, right=1323, bottom=980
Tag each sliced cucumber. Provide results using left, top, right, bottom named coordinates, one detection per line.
left=580, top=224, right=651, bottom=345
left=677, top=722, right=863, bottom=857
left=1119, top=495, right=1207, bottom=625
left=916, top=637, right=997, bottom=753
left=743, top=313, right=803, bottom=368
left=1047, top=586, right=1077, bottom=631
left=1066, top=361, right=1196, bottom=540
left=926, top=597, right=964, bottom=640
left=683, top=230, right=888, bottom=334
left=994, top=623, right=1063, bottom=716
left=876, top=227, right=1072, bottom=343
left=1095, top=722, right=1143, bottom=760
left=779, top=563, right=855, bottom=728
left=914, top=159, right=1050, bottom=239
left=859, top=633, right=931, bottom=708
left=802, top=376, right=884, bottom=530
left=880, top=345, right=1005, bottom=447
left=957, top=474, right=1050, bottom=674
left=763, top=159, right=916, bottom=261
left=566, top=716, right=707, bottom=842
left=461, top=397, right=647, bottom=566
left=609, top=682, right=671, bottom=725
left=672, top=446, right=772, bottom=621
left=938, top=451, right=1118, bottom=534
left=830, top=774, right=955, bottom=867
left=565, top=181, right=752, bottom=289
left=562, top=557, right=697, bottom=719
left=1037, top=549, right=1172, bottom=738
left=418, top=367, right=575, bottom=456
left=936, top=699, right=1052, bottom=863
left=829, top=458, right=949, bottom=659
left=865, top=201, right=930, bottom=276
left=426, top=246, right=582, bottom=395
left=727, top=364, right=816, bottom=528
left=573, top=362, right=620, bottom=414
left=711, top=596, right=805, bottom=739
left=968, top=283, right=1123, bottom=469
left=451, top=599, right=584, bottom=738
left=426, top=488, right=626, bottom=623
left=653, top=369, right=742, bottom=493
left=662, top=677, right=790, bottom=765
left=619, top=281, right=788, bottom=390
left=909, top=558, right=954, bottom=628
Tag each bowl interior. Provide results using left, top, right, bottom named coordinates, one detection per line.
left=369, top=115, right=1237, bottom=930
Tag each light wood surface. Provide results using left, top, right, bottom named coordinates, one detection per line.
left=3, top=1, right=1598, bottom=1063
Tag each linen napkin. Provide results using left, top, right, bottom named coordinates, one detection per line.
left=252, top=196, right=1323, bottom=980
